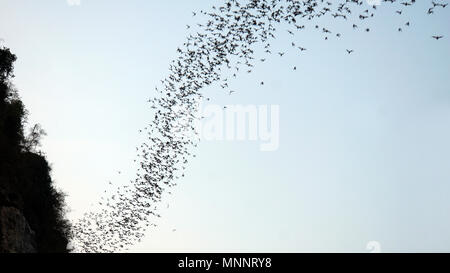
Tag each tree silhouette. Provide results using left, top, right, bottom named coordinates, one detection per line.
left=0, top=46, right=71, bottom=252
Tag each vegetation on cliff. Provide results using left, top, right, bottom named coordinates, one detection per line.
left=0, top=46, right=71, bottom=252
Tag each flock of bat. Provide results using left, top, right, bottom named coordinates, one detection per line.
left=71, top=0, right=447, bottom=252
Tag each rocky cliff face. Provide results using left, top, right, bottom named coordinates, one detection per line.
left=0, top=187, right=36, bottom=253
left=0, top=46, right=70, bottom=253
left=0, top=206, right=36, bottom=253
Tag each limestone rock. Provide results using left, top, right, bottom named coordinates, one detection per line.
left=0, top=206, right=37, bottom=253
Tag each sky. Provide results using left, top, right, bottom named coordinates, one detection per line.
left=0, top=0, right=450, bottom=252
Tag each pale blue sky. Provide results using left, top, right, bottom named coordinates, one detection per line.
left=0, top=0, right=449, bottom=252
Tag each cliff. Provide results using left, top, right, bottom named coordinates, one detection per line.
left=0, top=46, right=70, bottom=252
left=0, top=204, right=37, bottom=252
